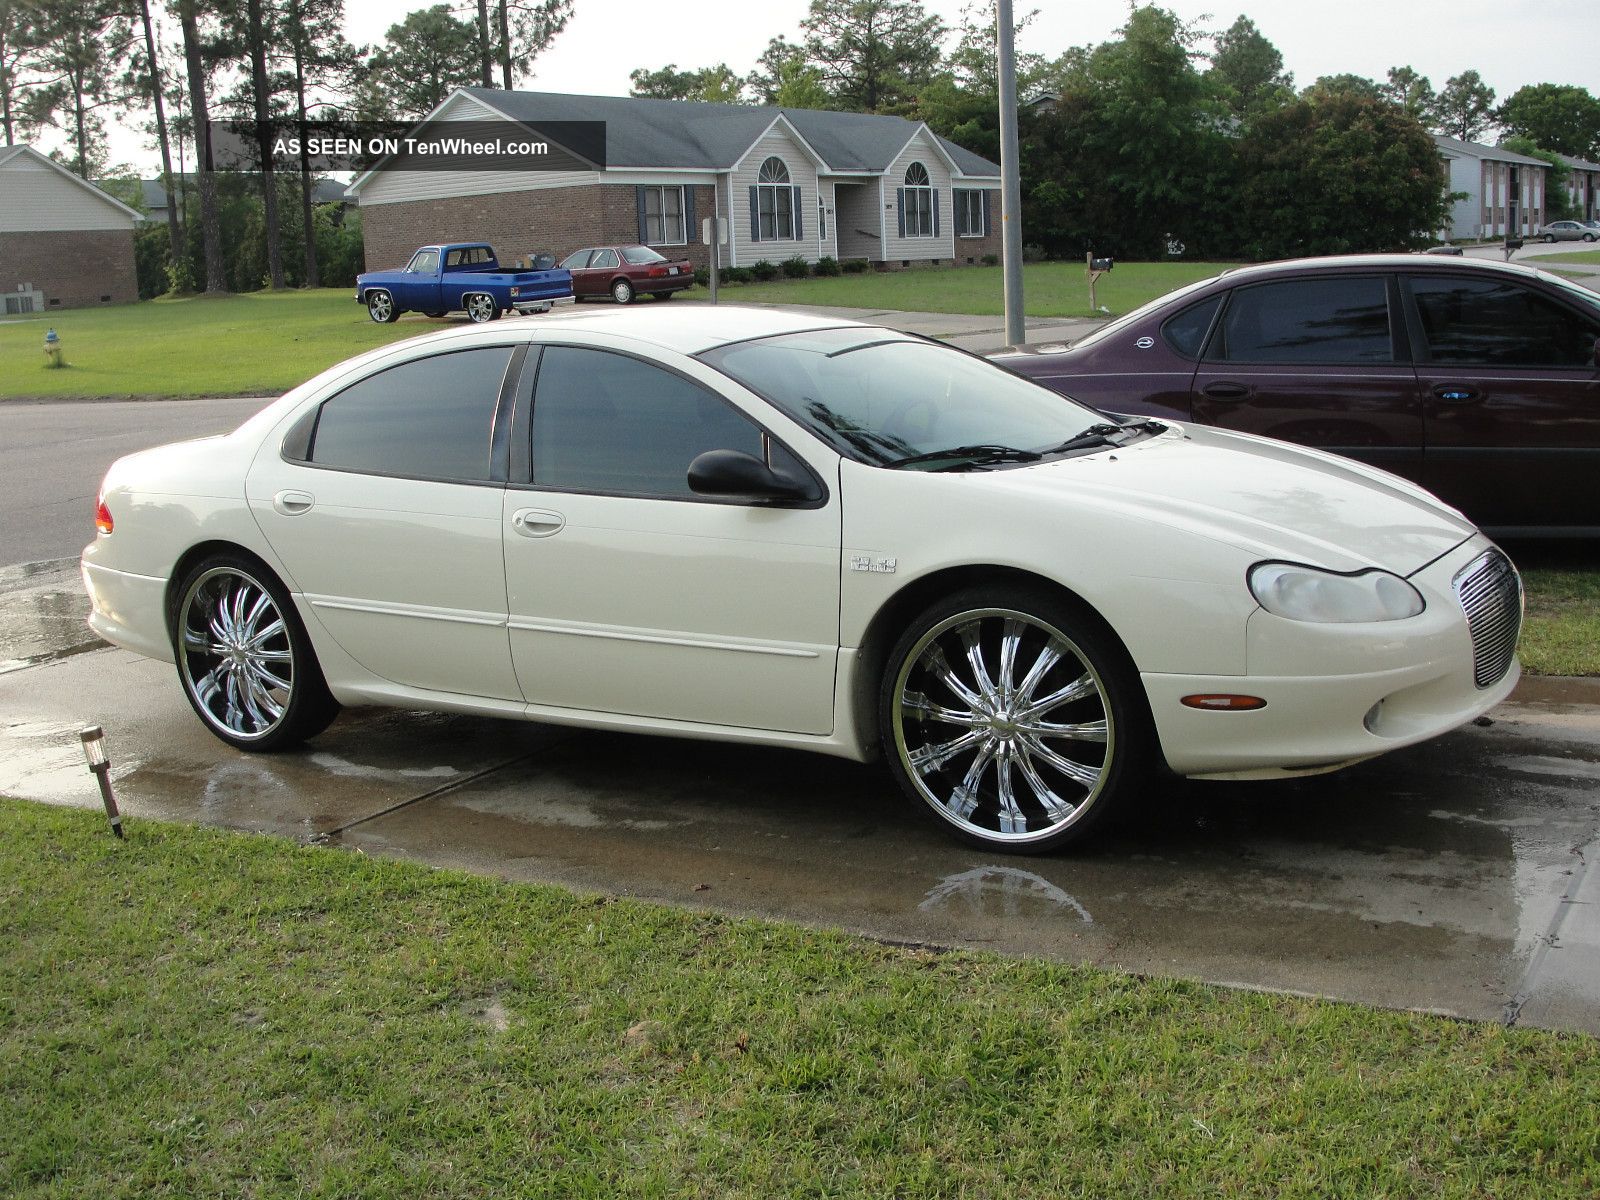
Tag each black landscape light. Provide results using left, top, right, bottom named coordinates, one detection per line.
left=79, top=726, right=124, bottom=839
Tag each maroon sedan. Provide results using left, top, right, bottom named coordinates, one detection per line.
left=558, top=244, right=695, bottom=304
left=997, top=255, right=1600, bottom=535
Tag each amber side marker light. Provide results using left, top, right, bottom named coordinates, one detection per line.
left=95, top=497, right=113, bottom=535
left=1181, top=694, right=1268, bottom=711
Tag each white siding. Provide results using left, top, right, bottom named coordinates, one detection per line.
left=1443, top=154, right=1478, bottom=240
left=731, top=123, right=820, bottom=265
left=880, top=130, right=955, bottom=263
left=816, top=179, right=837, bottom=260
left=0, top=155, right=137, bottom=232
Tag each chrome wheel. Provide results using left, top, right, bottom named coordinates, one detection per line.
left=890, top=607, right=1116, bottom=846
left=178, top=566, right=294, bottom=742
left=465, top=293, right=498, bottom=323
left=611, top=278, right=634, bottom=304
left=366, top=290, right=395, bottom=323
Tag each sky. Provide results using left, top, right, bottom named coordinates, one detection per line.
left=99, top=0, right=1600, bottom=172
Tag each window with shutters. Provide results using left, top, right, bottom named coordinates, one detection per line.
left=954, top=189, right=984, bottom=237
left=641, top=185, right=685, bottom=244
left=757, top=157, right=794, bottom=240
left=903, top=162, right=934, bottom=237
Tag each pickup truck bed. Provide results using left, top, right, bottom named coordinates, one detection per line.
left=356, top=243, right=574, bottom=324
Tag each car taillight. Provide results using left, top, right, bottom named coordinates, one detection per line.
left=95, top=496, right=113, bottom=535
left=509, top=286, right=520, bottom=296
left=648, top=266, right=669, bottom=277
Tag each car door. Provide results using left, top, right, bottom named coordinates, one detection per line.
left=1190, top=273, right=1425, bottom=482
left=580, top=247, right=619, bottom=297
left=399, top=248, right=441, bottom=311
left=246, top=343, right=525, bottom=700
left=559, top=249, right=601, bottom=297
left=1402, top=271, right=1600, bottom=530
left=502, top=342, right=842, bottom=735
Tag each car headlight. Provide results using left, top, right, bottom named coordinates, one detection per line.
left=1248, top=562, right=1425, bottom=623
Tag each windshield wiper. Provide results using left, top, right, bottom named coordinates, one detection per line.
left=1043, top=423, right=1127, bottom=455
left=886, top=443, right=1044, bottom=470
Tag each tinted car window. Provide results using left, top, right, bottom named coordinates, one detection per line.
left=559, top=250, right=592, bottom=269
left=1162, top=295, right=1222, bottom=358
left=622, top=246, right=667, bottom=265
left=308, top=347, right=513, bottom=482
left=1211, top=277, right=1393, bottom=363
left=590, top=249, right=620, bottom=269
left=1408, top=276, right=1600, bottom=367
left=532, top=347, right=763, bottom=497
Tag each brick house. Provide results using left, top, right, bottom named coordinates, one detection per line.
left=1556, top=153, right=1599, bottom=223
left=1434, top=135, right=1550, bottom=241
left=347, top=89, right=1003, bottom=274
left=0, top=145, right=141, bottom=312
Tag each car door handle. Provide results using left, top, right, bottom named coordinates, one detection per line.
left=1431, top=384, right=1482, bottom=403
left=273, top=489, right=315, bottom=515
left=1201, top=381, right=1252, bottom=400
left=510, top=507, right=566, bottom=538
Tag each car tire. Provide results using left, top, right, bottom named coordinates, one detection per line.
left=422, top=310, right=446, bottom=318
left=879, top=585, right=1151, bottom=852
left=366, top=290, right=397, bottom=323
left=464, top=293, right=500, bottom=323
left=1543, top=234, right=1556, bottom=243
left=655, top=290, right=675, bottom=300
left=171, top=554, right=339, bottom=752
left=611, top=278, right=634, bottom=304
left=1585, top=234, right=1597, bottom=242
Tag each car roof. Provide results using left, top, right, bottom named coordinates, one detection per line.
left=1216, top=253, right=1554, bottom=284
left=370, top=304, right=870, bottom=357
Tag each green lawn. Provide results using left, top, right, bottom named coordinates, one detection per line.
left=1537, top=248, right=1600, bottom=266
left=0, top=290, right=436, bottom=400
left=2, top=799, right=1597, bottom=1198
left=723, top=259, right=1226, bottom=317
left=1520, top=565, right=1600, bottom=675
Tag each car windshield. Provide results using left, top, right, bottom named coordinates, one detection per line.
left=622, top=246, right=668, bottom=265
left=1065, top=274, right=1220, bottom=351
left=700, top=327, right=1123, bottom=468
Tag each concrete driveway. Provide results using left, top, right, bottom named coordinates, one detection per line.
left=3, top=558, right=1597, bottom=1036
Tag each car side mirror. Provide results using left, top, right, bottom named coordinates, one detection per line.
left=688, top=449, right=815, bottom=505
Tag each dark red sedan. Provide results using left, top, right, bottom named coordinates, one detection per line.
left=997, top=255, right=1600, bottom=535
left=558, top=244, right=695, bottom=304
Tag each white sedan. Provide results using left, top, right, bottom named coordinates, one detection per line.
left=82, top=307, right=1522, bottom=852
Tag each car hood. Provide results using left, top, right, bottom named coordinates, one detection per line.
left=973, top=423, right=1475, bottom=576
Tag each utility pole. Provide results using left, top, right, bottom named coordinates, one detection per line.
left=996, top=0, right=1025, bottom=348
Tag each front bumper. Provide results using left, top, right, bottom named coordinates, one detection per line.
left=1148, top=535, right=1521, bottom=779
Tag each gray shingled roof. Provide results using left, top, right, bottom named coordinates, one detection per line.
left=462, top=87, right=1000, bottom=177
left=1557, top=151, right=1600, bottom=173
left=1433, top=134, right=1550, bottom=169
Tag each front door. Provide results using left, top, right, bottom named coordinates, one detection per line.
left=1403, top=272, right=1600, bottom=530
left=1190, top=273, right=1425, bottom=481
left=247, top=344, right=523, bottom=700
left=503, top=343, right=841, bottom=734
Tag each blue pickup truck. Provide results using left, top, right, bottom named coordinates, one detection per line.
left=355, top=243, right=574, bottom=324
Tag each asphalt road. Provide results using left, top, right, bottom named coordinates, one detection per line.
left=0, top=396, right=270, bottom=568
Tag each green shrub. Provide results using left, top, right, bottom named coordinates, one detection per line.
left=981, top=253, right=999, bottom=266
left=750, top=259, right=780, bottom=281
left=841, top=258, right=869, bottom=274
left=1022, top=243, right=1047, bottom=263
left=814, top=255, right=841, bottom=276
left=780, top=255, right=810, bottom=278
left=693, top=268, right=710, bottom=288
left=722, top=266, right=753, bottom=284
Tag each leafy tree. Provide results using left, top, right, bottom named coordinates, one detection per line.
left=125, top=0, right=184, bottom=274
left=1208, top=15, right=1292, bottom=121
left=176, top=0, right=226, bottom=292
left=487, top=0, right=571, bottom=91
left=800, top=0, right=945, bottom=112
left=282, top=0, right=359, bottom=286
left=18, top=0, right=133, bottom=177
left=1496, top=83, right=1600, bottom=158
left=1, top=0, right=41, bottom=146
left=1502, top=134, right=1578, bottom=221
left=1380, top=65, right=1435, bottom=120
left=1235, top=92, right=1449, bottom=258
left=628, top=62, right=745, bottom=103
left=945, top=0, right=1041, bottom=95
left=746, top=37, right=828, bottom=108
left=1302, top=73, right=1381, bottom=101
left=1431, top=69, right=1495, bottom=142
left=360, top=6, right=480, bottom=121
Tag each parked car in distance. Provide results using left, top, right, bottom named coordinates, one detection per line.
left=356, top=243, right=573, bottom=324
left=1538, top=220, right=1597, bottom=242
left=84, top=307, right=1520, bottom=853
left=997, top=255, right=1600, bottom=534
left=559, top=244, right=695, bottom=304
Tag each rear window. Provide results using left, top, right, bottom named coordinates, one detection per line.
left=1209, top=276, right=1394, bottom=363
left=622, top=246, right=668, bottom=265
left=1161, top=296, right=1222, bottom=358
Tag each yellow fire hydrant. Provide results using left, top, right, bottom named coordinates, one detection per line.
left=43, top=328, right=64, bottom=368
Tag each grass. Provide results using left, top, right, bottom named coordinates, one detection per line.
left=724, top=259, right=1226, bottom=318
left=1536, top=248, right=1600, bottom=266
left=1520, top=564, right=1600, bottom=676
left=0, top=290, right=439, bottom=400
left=2, top=799, right=1597, bottom=1198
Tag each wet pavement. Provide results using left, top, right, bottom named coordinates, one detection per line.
left=2, top=563, right=1597, bottom=1035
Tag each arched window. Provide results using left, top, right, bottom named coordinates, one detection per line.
left=756, top=156, right=795, bottom=240
left=902, top=161, right=934, bottom=238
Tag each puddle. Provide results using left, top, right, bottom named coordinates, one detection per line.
left=919, top=866, right=1094, bottom=923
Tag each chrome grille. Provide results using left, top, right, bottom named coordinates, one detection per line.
left=1454, top=549, right=1522, bottom=688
